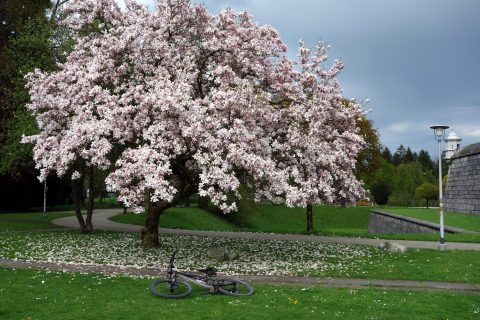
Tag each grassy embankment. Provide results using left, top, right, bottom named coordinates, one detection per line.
left=0, top=211, right=74, bottom=231
left=110, top=204, right=480, bottom=242
left=2, top=202, right=480, bottom=242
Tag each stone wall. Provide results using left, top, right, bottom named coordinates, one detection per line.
left=368, top=211, right=464, bottom=234
left=444, top=144, right=480, bottom=215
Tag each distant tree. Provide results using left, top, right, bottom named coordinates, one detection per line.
left=381, top=147, right=393, bottom=163
left=432, top=158, right=450, bottom=182
left=395, top=162, right=425, bottom=200
left=374, top=158, right=396, bottom=189
left=369, top=158, right=395, bottom=204
left=370, top=181, right=392, bottom=205
left=415, top=182, right=438, bottom=208
left=417, top=149, right=434, bottom=172
left=404, top=147, right=416, bottom=163
left=392, top=145, right=406, bottom=165
left=353, top=116, right=382, bottom=189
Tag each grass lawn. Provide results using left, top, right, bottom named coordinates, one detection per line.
left=0, top=211, right=74, bottom=231
left=111, top=204, right=480, bottom=242
left=110, top=204, right=372, bottom=234
left=1, top=231, right=480, bottom=283
left=1, top=267, right=479, bottom=320
left=111, top=207, right=237, bottom=231
left=244, top=204, right=371, bottom=235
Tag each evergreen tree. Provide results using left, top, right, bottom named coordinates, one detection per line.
left=392, top=144, right=406, bottom=165
left=417, top=149, right=434, bottom=172
left=381, top=146, right=393, bottom=163
left=404, top=147, right=416, bottom=163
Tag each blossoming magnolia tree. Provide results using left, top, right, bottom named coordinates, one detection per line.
left=282, top=41, right=365, bottom=233
left=24, top=0, right=365, bottom=247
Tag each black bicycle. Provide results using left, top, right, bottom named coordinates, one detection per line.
left=150, top=251, right=254, bottom=298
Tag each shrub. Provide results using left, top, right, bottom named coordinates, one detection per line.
left=370, top=181, right=392, bottom=205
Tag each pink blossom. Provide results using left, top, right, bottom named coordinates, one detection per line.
left=24, top=0, right=365, bottom=211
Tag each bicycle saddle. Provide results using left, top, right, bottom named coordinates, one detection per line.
left=198, top=267, right=217, bottom=275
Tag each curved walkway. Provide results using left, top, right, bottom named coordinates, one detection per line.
left=1, top=258, right=479, bottom=294
left=52, top=209, right=480, bottom=251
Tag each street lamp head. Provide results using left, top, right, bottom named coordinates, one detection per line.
left=430, top=125, right=449, bottom=140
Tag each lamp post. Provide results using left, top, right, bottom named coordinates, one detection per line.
left=430, top=125, right=449, bottom=250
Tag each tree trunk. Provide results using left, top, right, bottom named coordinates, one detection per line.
left=306, top=203, right=314, bottom=234
left=139, top=164, right=194, bottom=249
left=141, top=187, right=192, bottom=248
left=85, top=166, right=94, bottom=232
left=71, top=176, right=88, bottom=234
left=426, top=198, right=429, bottom=209
left=141, top=201, right=168, bottom=249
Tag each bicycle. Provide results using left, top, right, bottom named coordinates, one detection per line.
left=150, top=251, right=254, bottom=298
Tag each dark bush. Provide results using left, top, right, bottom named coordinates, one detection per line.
left=370, top=181, right=392, bottom=205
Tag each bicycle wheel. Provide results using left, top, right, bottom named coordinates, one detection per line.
left=217, top=279, right=254, bottom=296
left=150, top=278, right=192, bottom=298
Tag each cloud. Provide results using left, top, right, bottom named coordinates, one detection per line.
left=459, top=127, right=480, bottom=138
left=385, top=122, right=414, bottom=134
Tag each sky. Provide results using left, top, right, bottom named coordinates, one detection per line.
left=134, top=0, right=480, bottom=156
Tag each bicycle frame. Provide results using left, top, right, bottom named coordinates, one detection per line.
left=151, top=251, right=254, bottom=298
left=173, top=270, right=216, bottom=290
left=165, top=251, right=218, bottom=291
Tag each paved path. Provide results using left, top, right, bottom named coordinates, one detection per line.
left=52, top=209, right=480, bottom=251
left=1, top=258, right=479, bottom=294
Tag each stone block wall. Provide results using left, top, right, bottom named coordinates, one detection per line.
left=444, top=152, right=480, bottom=215
left=367, top=211, right=464, bottom=234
